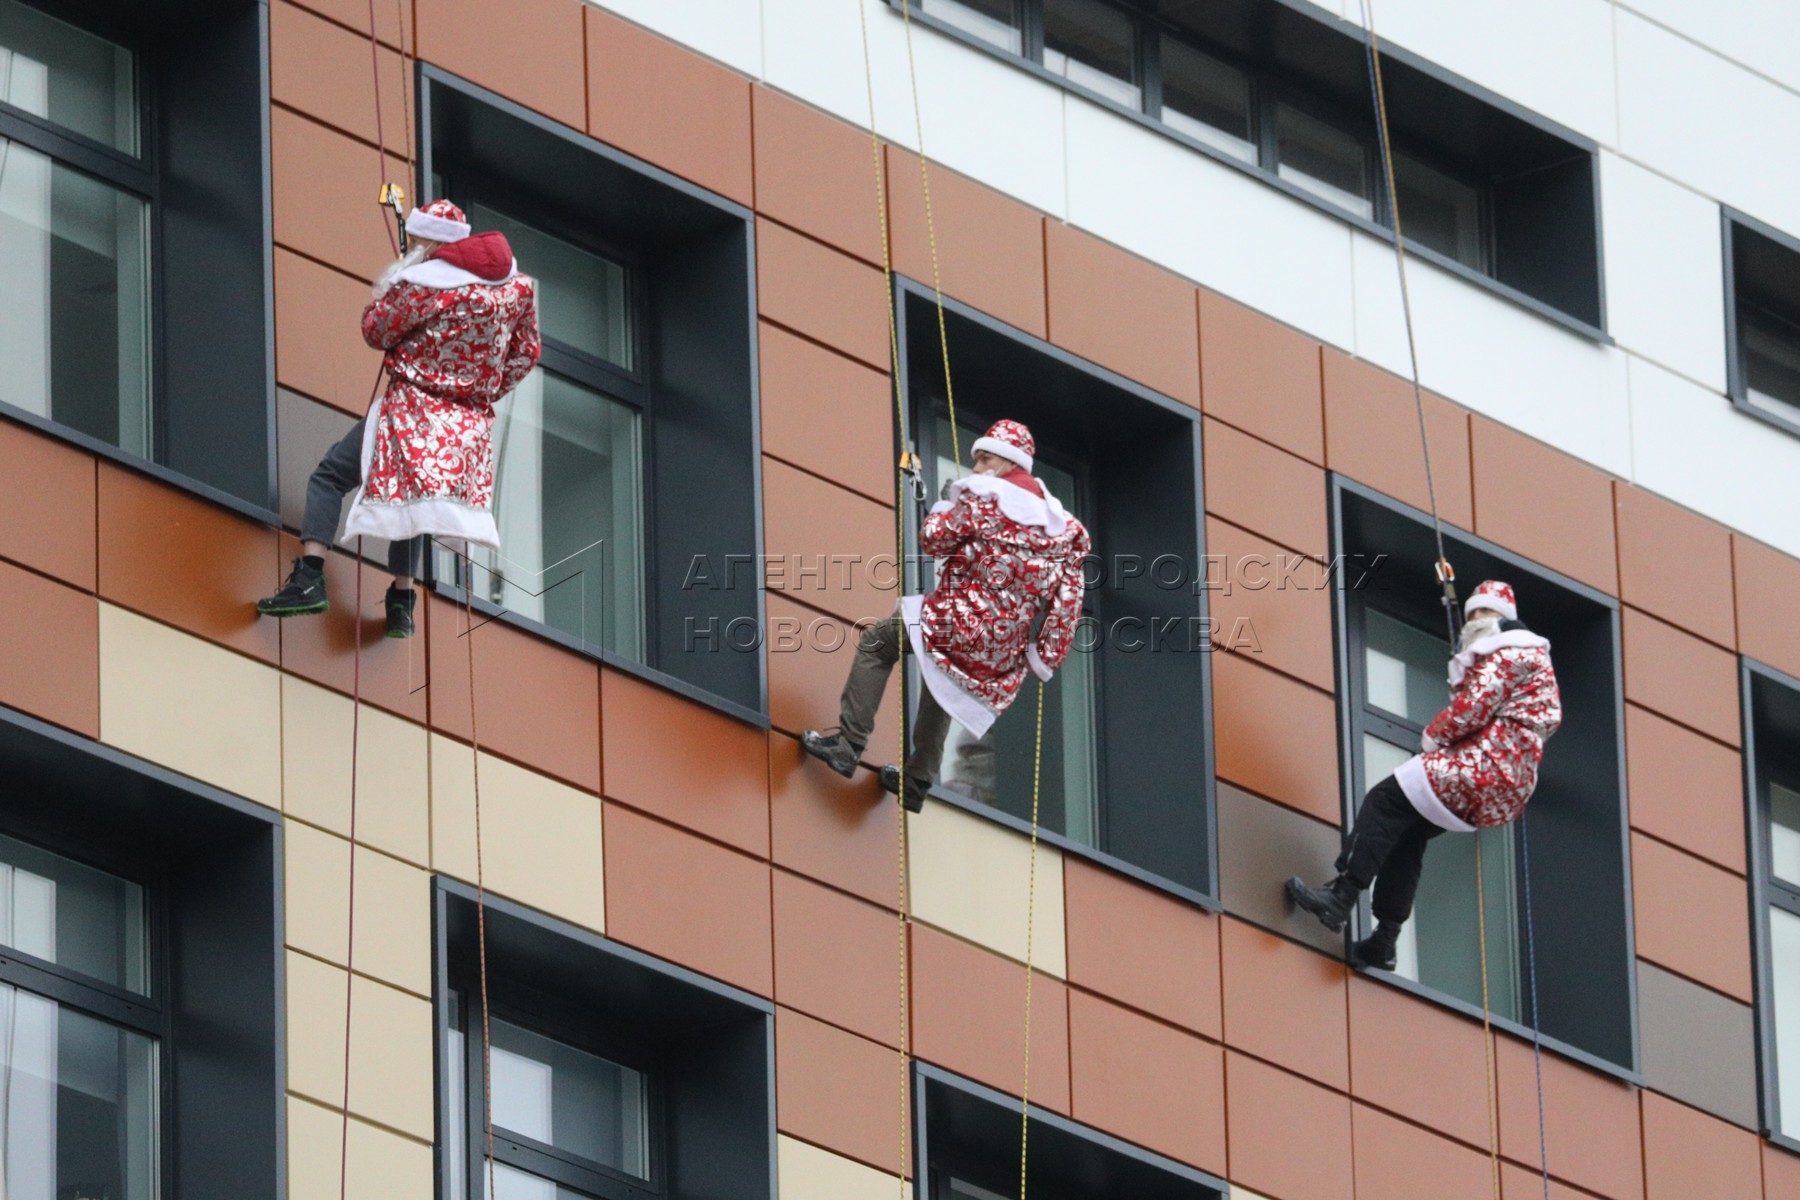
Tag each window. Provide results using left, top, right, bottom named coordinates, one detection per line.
left=894, top=0, right=1602, bottom=331
left=1333, top=477, right=1635, bottom=1073
left=0, top=0, right=273, bottom=509
left=1746, top=660, right=1800, bottom=1143
left=436, top=881, right=774, bottom=1200
left=0, top=0, right=151, bottom=457
left=420, top=67, right=763, bottom=717
left=898, top=282, right=1216, bottom=900
left=435, top=199, right=647, bottom=661
left=917, top=1064, right=1225, bottom=1198
left=1726, top=213, right=1800, bottom=436
left=0, top=703, right=282, bottom=1200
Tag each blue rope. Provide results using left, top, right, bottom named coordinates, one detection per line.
left=1519, top=812, right=1551, bottom=1199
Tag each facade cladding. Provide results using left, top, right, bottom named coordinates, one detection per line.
left=8, top=0, right=1800, bottom=1197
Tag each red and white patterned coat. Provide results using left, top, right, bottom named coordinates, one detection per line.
left=899, top=470, right=1090, bottom=738
left=343, top=241, right=540, bottom=549
left=1396, top=630, right=1562, bottom=830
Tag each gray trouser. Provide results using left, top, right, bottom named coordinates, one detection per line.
left=303, top=419, right=424, bottom=578
left=838, top=615, right=951, bottom=783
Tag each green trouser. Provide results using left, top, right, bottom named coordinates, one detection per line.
left=837, top=615, right=952, bottom=783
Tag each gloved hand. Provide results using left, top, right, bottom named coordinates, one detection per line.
left=940, top=477, right=956, bottom=501
left=1421, top=730, right=1440, bottom=753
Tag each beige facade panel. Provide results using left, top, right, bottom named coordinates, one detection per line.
left=776, top=1134, right=897, bottom=1200
left=907, top=799, right=1066, bottom=978
left=287, top=1093, right=433, bottom=1200
left=284, top=818, right=434, bottom=997
left=284, top=949, right=435, bottom=1141
left=282, top=674, right=432, bottom=867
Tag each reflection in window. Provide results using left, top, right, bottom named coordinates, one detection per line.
left=930, top=415, right=1100, bottom=845
left=0, top=0, right=138, bottom=154
left=1363, top=609, right=1447, bottom=729
left=1159, top=38, right=1254, bottom=164
left=0, top=833, right=150, bottom=995
left=469, top=203, right=632, bottom=371
left=1742, top=309, right=1800, bottom=425
left=0, top=139, right=151, bottom=455
left=920, top=0, right=1021, bottom=54
left=1773, top=907, right=1800, bottom=1141
left=1043, top=0, right=1139, bottom=109
left=1396, top=152, right=1483, bottom=269
left=1275, top=104, right=1371, bottom=220
left=1772, top=783, right=1800, bottom=887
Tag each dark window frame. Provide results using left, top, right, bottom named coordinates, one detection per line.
left=416, top=64, right=769, bottom=728
left=433, top=879, right=777, bottom=1200
left=894, top=276, right=1219, bottom=907
left=0, top=701, right=283, bottom=1200
left=1742, top=657, right=1800, bottom=1154
left=0, top=0, right=278, bottom=521
left=915, top=1062, right=1227, bottom=1198
left=1329, top=474, right=1641, bottom=1082
left=1722, top=207, right=1800, bottom=441
left=889, top=0, right=1606, bottom=339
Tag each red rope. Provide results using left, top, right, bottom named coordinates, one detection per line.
left=365, top=0, right=397, bottom=255
left=463, top=543, right=498, bottom=1200
left=337, top=537, right=365, bottom=1199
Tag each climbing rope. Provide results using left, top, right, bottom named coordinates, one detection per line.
left=1017, top=678, right=1045, bottom=1197
left=1356, top=2, right=1551, bottom=1195
left=337, top=538, right=364, bottom=1200
left=462, top=543, right=500, bottom=1200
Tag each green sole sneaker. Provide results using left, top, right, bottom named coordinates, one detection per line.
left=256, top=599, right=329, bottom=617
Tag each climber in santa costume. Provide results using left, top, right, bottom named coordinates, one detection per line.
left=257, top=200, right=541, bottom=637
left=801, top=420, right=1092, bottom=812
left=1287, top=580, right=1562, bottom=970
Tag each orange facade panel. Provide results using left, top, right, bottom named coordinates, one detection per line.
left=1202, top=415, right=1331, bottom=560
left=1614, top=483, right=1737, bottom=651
left=758, top=321, right=894, bottom=505
left=1067, top=988, right=1228, bottom=1173
left=0, top=419, right=96, bottom=591
left=1322, top=346, right=1474, bottom=531
left=1471, top=416, right=1618, bottom=596
left=1045, top=221, right=1201, bottom=408
left=1062, top=858, right=1222, bottom=1039
left=0, top=560, right=99, bottom=739
left=1199, top=289, right=1325, bottom=464
left=271, top=1, right=413, bottom=155
left=415, top=0, right=585, bottom=130
left=1211, top=648, right=1342, bottom=825
left=751, top=86, right=883, bottom=264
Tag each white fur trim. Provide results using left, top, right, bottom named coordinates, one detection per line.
left=1447, top=629, right=1551, bottom=687
left=1395, top=754, right=1477, bottom=833
left=944, top=474, right=1069, bottom=535
left=1464, top=589, right=1517, bottom=621
left=970, top=435, right=1032, bottom=472
left=1026, top=643, right=1053, bottom=682
left=395, top=256, right=519, bottom=290
left=900, top=595, right=999, bottom=738
left=406, top=209, right=470, bottom=243
left=344, top=495, right=500, bottom=549
left=1420, top=730, right=1439, bottom=753
left=928, top=500, right=954, bottom=517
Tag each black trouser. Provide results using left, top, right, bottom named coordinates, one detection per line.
left=1336, top=774, right=1445, bottom=925
left=302, top=419, right=424, bottom=578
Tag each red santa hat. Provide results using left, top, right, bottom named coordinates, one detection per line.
left=970, top=419, right=1035, bottom=473
left=1464, top=579, right=1517, bottom=622
left=406, top=199, right=471, bottom=244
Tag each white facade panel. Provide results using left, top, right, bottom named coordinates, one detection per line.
left=1616, top=11, right=1800, bottom=237
left=1619, top=0, right=1800, bottom=99
left=1630, top=356, right=1800, bottom=559
left=1351, top=232, right=1634, bottom=478
left=590, top=0, right=766, bottom=77
left=1343, top=0, right=1619, bottom=144
left=1064, top=94, right=1357, bottom=349
left=1599, top=151, right=1729, bottom=391
left=761, top=0, right=1070, bottom=216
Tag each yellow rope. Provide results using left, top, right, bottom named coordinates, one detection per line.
left=1473, top=836, right=1502, bottom=1200
left=1018, top=677, right=1045, bottom=1197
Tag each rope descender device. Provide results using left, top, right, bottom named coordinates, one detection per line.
left=899, top=450, right=927, bottom=504
left=1434, top=556, right=1459, bottom=618
left=379, top=182, right=409, bottom=252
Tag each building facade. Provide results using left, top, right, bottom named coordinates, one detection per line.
left=3, top=0, right=1800, bottom=1196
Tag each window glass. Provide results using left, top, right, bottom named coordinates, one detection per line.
left=946, top=1178, right=1011, bottom=1200
left=1773, top=906, right=1800, bottom=1139
left=490, top=1016, right=649, bottom=1179
left=466, top=202, right=632, bottom=371
left=1771, top=782, right=1800, bottom=887
left=1742, top=309, right=1800, bottom=424
left=0, top=833, right=150, bottom=995
left=0, top=982, right=159, bottom=1200
left=1159, top=38, right=1254, bottom=164
left=1363, top=609, right=1447, bottom=728
left=483, top=1160, right=592, bottom=1200
left=0, top=139, right=151, bottom=455
left=931, top=416, right=1100, bottom=844
left=0, top=0, right=137, bottom=154
left=474, top=370, right=646, bottom=659
left=1396, top=152, right=1483, bottom=269
left=1043, top=0, right=1140, bottom=110
left=1275, top=104, right=1372, bottom=220
left=920, top=0, right=1021, bottom=55
left=1402, top=823, right=1521, bottom=1019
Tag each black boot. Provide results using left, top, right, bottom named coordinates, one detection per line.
left=1285, top=874, right=1359, bottom=933
left=385, top=585, right=416, bottom=639
left=257, top=558, right=329, bottom=617
left=1351, top=920, right=1403, bottom=972
left=878, top=765, right=930, bottom=813
left=801, top=728, right=861, bottom=778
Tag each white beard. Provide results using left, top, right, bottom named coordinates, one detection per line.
left=1458, top=615, right=1502, bottom=652
left=372, top=245, right=430, bottom=298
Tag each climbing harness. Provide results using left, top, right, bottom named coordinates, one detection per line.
left=1357, top=2, right=1551, bottom=1196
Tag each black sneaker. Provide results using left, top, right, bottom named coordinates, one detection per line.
left=1285, top=875, right=1358, bottom=934
left=385, top=585, right=416, bottom=639
left=257, top=558, right=329, bottom=617
left=801, top=729, right=861, bottom=778
left=878, top=766, right=930, bottom=813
